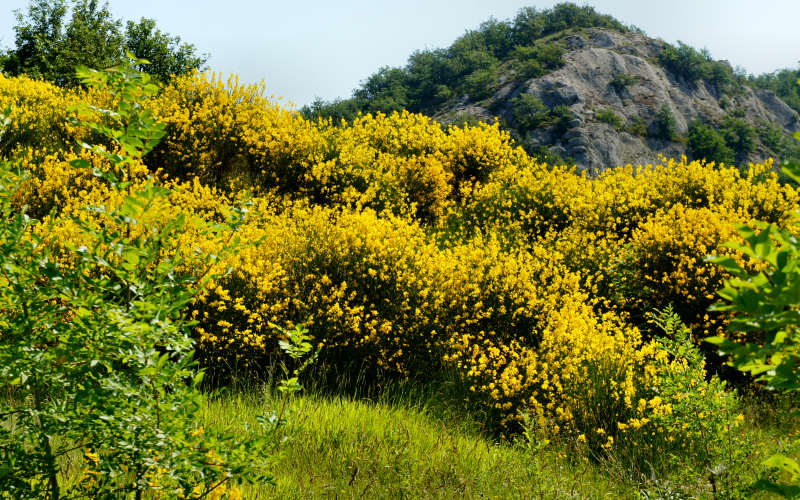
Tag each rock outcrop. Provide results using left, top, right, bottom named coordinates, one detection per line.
left=437, top=28, right=800, bottom=173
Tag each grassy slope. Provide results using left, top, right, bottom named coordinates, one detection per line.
left=202, top=389, right=636, bottom=499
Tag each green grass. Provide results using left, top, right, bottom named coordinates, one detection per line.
left=201, top=387, right=638, bottom=499
left=7, top=378, right=798, bottom=498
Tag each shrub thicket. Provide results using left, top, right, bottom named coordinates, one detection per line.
left=0, top=62, right=271, bottom=499
left=659, top=41, right=733, bottom=90
left=687, top=121, right=735, bottom=165
left=2, top=70, right=798, bottom=473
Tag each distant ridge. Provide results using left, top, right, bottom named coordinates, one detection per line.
left=303, top=3, right=800, bottom=173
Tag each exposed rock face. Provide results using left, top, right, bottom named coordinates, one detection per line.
left=439, top=28, right=800, bottom=173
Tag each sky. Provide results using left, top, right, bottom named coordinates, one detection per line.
left=0, top=0, right=798, bottom=108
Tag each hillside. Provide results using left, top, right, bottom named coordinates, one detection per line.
left=303, top=3, right=800, bottom=173
left=4, top=30, right=800, bottom=497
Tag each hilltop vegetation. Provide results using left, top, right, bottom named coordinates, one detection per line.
left=301, top=3, right=634, bottom=121
left=750, top=68, right=800, bottom=116
left=304, top=3, right=800, bottom=173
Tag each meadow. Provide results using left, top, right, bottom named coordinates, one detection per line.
left=1, top=63, right=799, bottom=498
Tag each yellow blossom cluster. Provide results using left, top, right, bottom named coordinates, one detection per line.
left=2, top=72, right=797, bottom=448
left=460, top=155, right=798, bottom=340
left=0, top=74, right=84, bottom=158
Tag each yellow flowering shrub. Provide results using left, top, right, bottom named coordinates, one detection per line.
left=0, top=74, right=84, bottom=158
left=4, top=71, right=798, bottom=454
left=10, top=149, right=153, bottom=218
left=146, top=73, right=324, bottom=189
left=455, top=161, right=587, bottom=243
left=616, top=205, right=743, bottom=333
left=191, top=207, right=663, bottom=434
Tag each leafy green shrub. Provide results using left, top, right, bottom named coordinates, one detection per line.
left=758, top=122, right=800, bottom=172
left=719, top=115, right=756, bottom=161
left=595, top=108, right=624, bottom=130
left=609, top=73, right=639, bottom=93
left=688, top=121, right=735, bottom=165
left=510, top=43, right=565, bottom=79
left=625, top=116, right=648, bottom=137
left=510, top=94, right=573, bottom=135
left=511, top=93, right=551, bottom=131
left=548, top=105, right=574, bottom=136
left=653, top=104, right=678, bottom=141
left=462, top=66, right=500, bottom=99
left=622, top=308, right=741, bottom=479
left=707, top=162, right=800, bottom=496
left=659, top=42, right=733, bottom=89
left=759, top=121, right=787, bottom=152
left=0, top=61, right=271, bottom=498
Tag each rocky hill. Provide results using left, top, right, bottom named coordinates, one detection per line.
left=303, top=4, right=800, bottom=173
left=442, top=27, right=800, bottom=173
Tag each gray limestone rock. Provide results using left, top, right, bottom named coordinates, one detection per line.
left=436, top=28, right=800, bottom=173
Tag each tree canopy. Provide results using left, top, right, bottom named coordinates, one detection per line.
left=1, top=0, right=207, bottom=85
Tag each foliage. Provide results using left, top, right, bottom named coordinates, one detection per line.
left=636, top=308, right=741, bottom=474
left=3, top=67, right=800, bottom=468
left=509, top=43, right=565, bottom=80
left=687, top=121, right=735, bottom=165
left=511, top=93, right=550, bottom=131
left=609, top=72, right=639, bottom=93
left=687, top=115, right=758, bottom=165
left=0, top=61, right=270, bottom=498
left=659, top=41, right=733, bottom=89
left=625, top=116, right=648, bottom=137
left=511, top=93, right=573, bottom=136
left=595, top=108, right=624, bottom=130
left=759, top=121, right=800, bottom=170
left=510, top=3, right=634, bottom=45
left=123, top=17, right=208, bottom=83
left=707, top=161, right=800, bottom=497
left=2, top=0, right=206, bottom=86
left=749, top=68, right=800, bottom=116
left=720, top=114, right=757, bottom=162
left=653, top=104, right=678, bottom=141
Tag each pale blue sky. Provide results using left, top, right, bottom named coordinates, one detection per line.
left=0, top=1, right=798, bottom=108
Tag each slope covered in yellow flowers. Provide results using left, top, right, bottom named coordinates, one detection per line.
left=2, top=71, right=797, bottom=455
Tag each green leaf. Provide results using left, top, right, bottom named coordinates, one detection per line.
left=70, top=159, right=91, bottom=169
left=764, top=454, right=800, bottom=478
left=705, top=255, right=743, bottom=275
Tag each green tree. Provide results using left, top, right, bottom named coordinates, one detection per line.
left=2, top=0, right=69, bottom=82
left=511, top=93, right=550, bottom=131
left=687, top=121, right=735, bottom=165
left=2, top=0, right=206, bottom=86
left=653, top=104, right=678, bottom=141
left=719, top=114, right=756, bottom=161
left=124, top=17, right=207, bottom=82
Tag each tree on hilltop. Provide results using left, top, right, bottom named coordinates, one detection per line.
left=1, top=0, right=207, bottom=86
